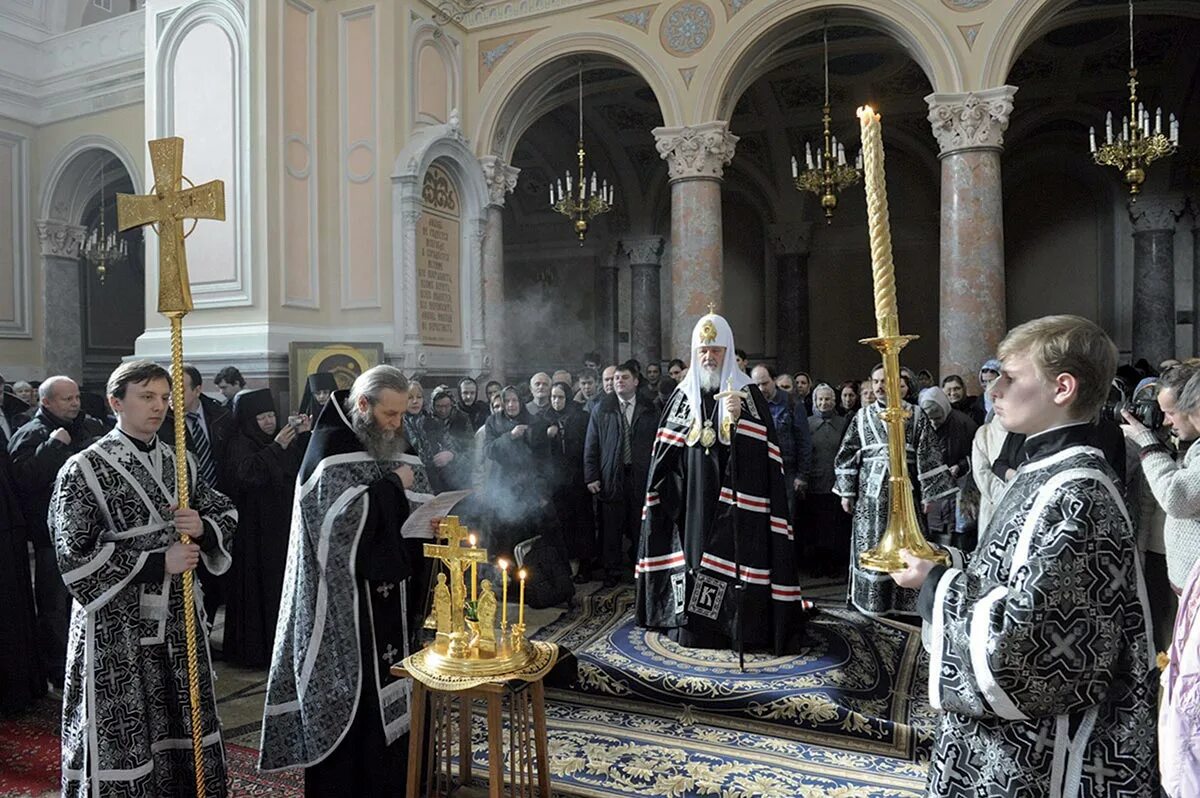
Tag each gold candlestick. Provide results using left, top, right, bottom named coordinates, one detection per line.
left=855, top=106, right=948, bottom=574
left=499, top=558, right=509, bottom=629
left=518, top=569, right=527, bottom=626
left=469, top=533, right=478, bottom=602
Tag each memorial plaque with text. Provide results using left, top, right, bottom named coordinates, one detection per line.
left=417, top=163, right=462, bottom=347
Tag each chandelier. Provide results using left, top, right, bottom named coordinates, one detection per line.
left=792, top=21, right=861, bottom=224
left=81, top=160, right=128, bottom=285
left=1089, top=0, right=1179, bottom=199
left=550, top=62, right=614, bottom=245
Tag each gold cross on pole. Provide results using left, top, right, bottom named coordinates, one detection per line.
left=707, top=302, right=717, bottom=315
left=423, top=516, right=487, bottom=568
left=116, top=137, right=225, bottom=314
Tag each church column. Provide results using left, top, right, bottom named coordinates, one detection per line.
left=926, top=86, right=1016, bottom=380
left=653, top=122, right=738, bottom=358
left=479, top=156, right=519, bottom=381
left=1129, top=197, right=1185, bottom=364
left=768, top=222, right=814, bottom=371
left=595, top=242, right=621, bottom=364
left=36, top=220, right=87, bottom=379
left=622, top=235, right=666, bottom=368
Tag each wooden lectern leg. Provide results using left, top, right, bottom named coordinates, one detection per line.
left=487, top=693, right=504, bottom=798
left=459, top=693, right=472, bottom=785
left=407, top=682, right=427, bottom=798
left=532, top=682, right=551, bottom=798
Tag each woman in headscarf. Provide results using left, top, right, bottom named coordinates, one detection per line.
left=223, top=388, right=308, bottom=667
left=472, top=391, right=507, bottom=488
left=544, top=380, right=595, bottom=580
left=483, top=386, right=551, bottom=557
left=838, top=380, right=860, bottom=417
left=484, top=380, right=503, bottom=405
left=421, top=384, right=475, bottom=493
left=299, top=372, right=337, bottom=417
left=403, top=381, right=429, bottom=456
left=918, top=386, right=977, bottom=547
left=807, top=384, right=850, bottom=577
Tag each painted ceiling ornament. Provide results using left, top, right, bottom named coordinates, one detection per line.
left=941, top=0, right=992, bottom=10
left=660, top=0, right=714, bottom=57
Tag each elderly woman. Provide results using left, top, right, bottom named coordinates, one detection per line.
left=422, top=385, right=475, bottom=493
left=483, top=386, right=552, bottom=557
left=807, top=384, right=850, bottom=578
left=545, top=381, right=595, bottom=578
left=223, top=389, right=308, bottom=667
left=918, top=386, right=977, bottom=547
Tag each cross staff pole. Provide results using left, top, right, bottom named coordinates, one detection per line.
left=714, top=377, right=749, bottom=671
left=117, top=136, right=225, bottom=798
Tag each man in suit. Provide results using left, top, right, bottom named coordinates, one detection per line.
left=584, top=361, right=658, bottom=587
left=160, top=364, right=234, bottom=630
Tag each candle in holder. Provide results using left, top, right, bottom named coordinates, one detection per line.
left=498, top=559, right=509, bottom=628
left=468, top=533, right=478, bottom=602
left=856, top=105, right=898, bottom=338
left=518, top=568, right=527, bottom=626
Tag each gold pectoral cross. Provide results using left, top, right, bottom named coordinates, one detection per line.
left=116, top=137, right=225, bottom=314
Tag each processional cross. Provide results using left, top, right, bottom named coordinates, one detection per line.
left=115, top=136, right=225, bottom=798
left=423, top=516, right=487, bottom=629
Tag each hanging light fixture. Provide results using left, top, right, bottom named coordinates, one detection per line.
left=550, top=61, right=614, bottom=245
left=1090, top=0, right=1179, bottom=199
left=792, top=20, right=862, bottom=224
left=81, top=159, right=128, bottom=285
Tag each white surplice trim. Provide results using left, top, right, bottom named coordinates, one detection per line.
left=969, top=584, right=1029, bottom=720
left=367, top=584, right=412, bottom=744
left=928, top=566, right=962, bottom=712
left=1056, top=704, right=1100, bottom=798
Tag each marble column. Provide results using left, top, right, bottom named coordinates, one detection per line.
left=926, top=86, right=1016, bottom=380
left=1194, top=216, right=1200, bottom=357
left=479, top=156, right=520, bottom=381
left=1129, top=197, right=1184, bottom=365
left=36, top=220, right=87, bottom=380
left=768, top=222, right=814, bottom=371
left=653, top=122, right=738, bottom=358
left=622, top=235, right=666, bottom=368
left=594, top=243, right=621, bottom=364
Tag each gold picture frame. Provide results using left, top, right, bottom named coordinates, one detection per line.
left=288, top=341, right=385, bottom=410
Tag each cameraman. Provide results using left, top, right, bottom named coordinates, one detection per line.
left=1122, top=361, right=1200, bottom=636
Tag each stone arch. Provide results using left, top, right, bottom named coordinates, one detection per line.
left=37, top=136, right=144, bottom=382
left=473, top=31, right=682, bottom=160
left=981, top=0, right=1200, bottom=89
left=410, top=20, right=461, bottom=128
left=391, top=119, right=491, bottom=375
left=698, top=0, right=964, bottom=124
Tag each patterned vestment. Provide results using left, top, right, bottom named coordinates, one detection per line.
left=51, top=429, right=237, bottom=798
left=926, top=441, right=1159, bottom=797
left=834, top=401, right=954, bottom=616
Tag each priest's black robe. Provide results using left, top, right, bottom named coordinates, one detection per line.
left=260, top=391, right=417, bottom=797
left=636, top=386, right=807, bottom=654
left=222, top=390, right=306, bottom=668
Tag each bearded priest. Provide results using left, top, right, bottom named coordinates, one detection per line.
left=636, top=311, right=811, bottom=654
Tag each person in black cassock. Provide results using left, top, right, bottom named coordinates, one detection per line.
left=0, top=426, right=43, bottom=713
left=483, top=385, right=551, bottom=557
left=545, top=380, right=596, bottom=581
left=299, top=371, right=338, bottom=417
left=260, top=365, right=419, bottom=797
left=223, top=388, right=308, bottom=667
left=636, top=312, right=809, bottom=654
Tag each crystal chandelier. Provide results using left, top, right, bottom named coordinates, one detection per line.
left=1089, top=0, right=1179, bottom=199
left=792, top=21, right=862, bottom=224
left=81, top=160, right=128, bottom=285
left=550, top=62, right=614, bottom=245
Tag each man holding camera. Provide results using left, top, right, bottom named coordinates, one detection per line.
left=1122, top=361, right=1200, bottom=641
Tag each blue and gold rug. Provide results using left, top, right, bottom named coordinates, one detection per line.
left=569, top=606, right=936, bottom=761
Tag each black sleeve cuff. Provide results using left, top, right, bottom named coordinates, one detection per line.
left=917, top=564, right=949, bottom=624
left=990, top=459, right=1012, bottom=480
left=135, top=553, right=166, bottom=584
left=194, top=520, right=220, bottom=552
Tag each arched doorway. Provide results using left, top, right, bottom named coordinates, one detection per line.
left=39, top=139, right=145, bottom=389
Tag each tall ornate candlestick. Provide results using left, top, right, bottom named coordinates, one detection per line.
left=499, top=558, right=509, bottom=630
left=855, top=106, right=948, bottom=573
left=518, top=569, right=527, bottom=626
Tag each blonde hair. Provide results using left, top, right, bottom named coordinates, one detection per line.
left=996, top=315, right=1117, bottom=419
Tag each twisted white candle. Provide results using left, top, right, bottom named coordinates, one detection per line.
left=857, top=105, right=898, bottom=337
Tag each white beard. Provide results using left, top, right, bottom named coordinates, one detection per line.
left=699, top=366, right=721, bottom=391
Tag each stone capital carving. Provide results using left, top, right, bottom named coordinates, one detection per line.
left=926, top=85, right=1017, bottom=156
left=652, top=121, right=738, bottom=181
left=36, top=219, right=87, bottom=258
left=767, top=222, right=815, bottom=257
left=479, top=155, right=520, bottom=208
left=1129, top=196, right=1187, bottom=234
left=621, top=235, right=666, bottom=265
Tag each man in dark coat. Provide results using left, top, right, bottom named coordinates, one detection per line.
left=584, top=361, right=658, bottom=587
left=7, top=374, right=106, bottom=688
left=159, top=364, right=234, bottom=626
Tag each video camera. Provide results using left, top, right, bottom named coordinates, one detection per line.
left=1101, top=379, right=1165, bottom=430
